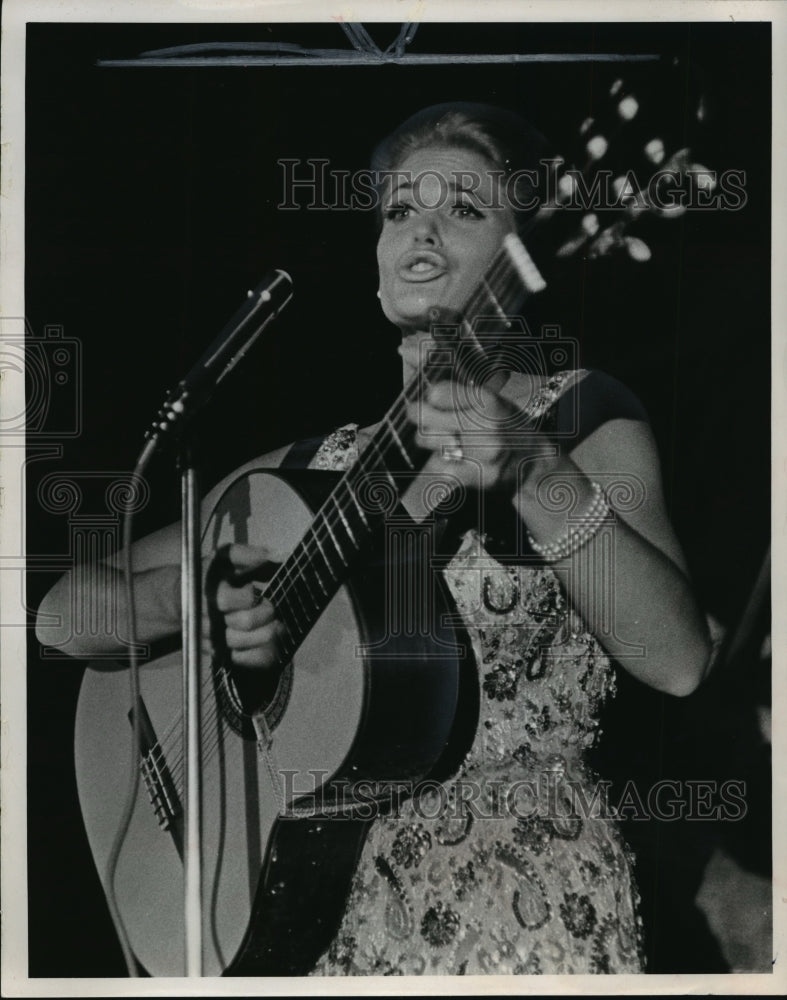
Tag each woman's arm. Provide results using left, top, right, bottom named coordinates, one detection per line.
left=34, top=520, right=183, bottom=658
left=34, top=444, right=293, bottom=660
left=410, top=376, right=712, bottom=697
left=516, top=416, right=712, bottom=696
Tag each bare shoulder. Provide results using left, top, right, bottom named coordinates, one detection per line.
left=564, top=373, right=689, bottom=574
left=564, top=370, right=656, bottom=478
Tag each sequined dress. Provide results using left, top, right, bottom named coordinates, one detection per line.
left=309, top=371, right=644, bottom=976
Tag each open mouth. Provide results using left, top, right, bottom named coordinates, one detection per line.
left=397, top=250, right=448, bottom=282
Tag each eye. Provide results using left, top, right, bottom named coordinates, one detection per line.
left=452, top=201, right=484, bottom=219
left=383, top=203, right=411, bottom=221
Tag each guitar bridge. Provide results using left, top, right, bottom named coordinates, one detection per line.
left=128, top=698, right=183, bottom=856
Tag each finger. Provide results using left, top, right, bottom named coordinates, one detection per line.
left=226, top=542, right=284, bottom=569
left=230, top=646, right=281, bottom=670
left=224, top=599, right=276, bottom=631
left=425, top=380, right=461, bottom=411
left=215, top=579, right=264, bottom=613
left=407, top=398, right=457, bottom=431
left=428, top=381, right=516, bottom=425
left=226, top=620, right=285, bottom=653
left=426, top=380, right=498, bottom=411
left=421, top=450, right=479, bottom=488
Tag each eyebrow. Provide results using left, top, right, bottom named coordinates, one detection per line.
left=386, top=176, right=484, bottom=198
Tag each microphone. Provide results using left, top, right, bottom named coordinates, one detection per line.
left=146, top=269, right=293, bottom=446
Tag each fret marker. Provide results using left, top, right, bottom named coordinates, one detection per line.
left=346, top=484, right=370, bottom=528
left=332, top=495, right=358, bottom=548
left=482, top=277, right=510, bottom=323
left=385, top=417, right=415, bottom=469
left=313, top=533, right=339, bottom=582
left=311, top=563, right=329, bottom=597
left=322, top=517, right=348, bottom=569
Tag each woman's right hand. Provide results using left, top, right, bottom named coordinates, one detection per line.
left=207, top=543, right=286, bottom=670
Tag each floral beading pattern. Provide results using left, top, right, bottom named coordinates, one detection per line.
left=309, top=371, right=644, bottom=976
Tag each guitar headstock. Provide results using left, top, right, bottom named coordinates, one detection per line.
left=428, top=62, right=714, bottom=378
left=528, top=62, right=714, bottom=267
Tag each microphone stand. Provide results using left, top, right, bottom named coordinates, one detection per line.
left=138, top=270, right=292, bottom=975
left=179, top=441, right=203, bottom=977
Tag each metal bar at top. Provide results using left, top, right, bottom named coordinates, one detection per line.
left=98, top=53, right=660, bottom=68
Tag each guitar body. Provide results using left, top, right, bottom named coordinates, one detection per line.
left=74, top=467, right=477, bottom=976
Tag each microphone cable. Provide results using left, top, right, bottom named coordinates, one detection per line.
left=102, top=435, right=158, bottom=977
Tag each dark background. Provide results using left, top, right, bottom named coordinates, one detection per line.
left=25, top=21, right=771, bottom=975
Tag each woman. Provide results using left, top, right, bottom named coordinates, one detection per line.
left=36, top=103, right=713, bottom=975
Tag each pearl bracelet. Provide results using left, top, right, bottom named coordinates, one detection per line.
left=527, top=481, right=611, bottom=563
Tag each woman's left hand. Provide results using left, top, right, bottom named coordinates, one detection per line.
left=407, top=379, right=553, bottom=493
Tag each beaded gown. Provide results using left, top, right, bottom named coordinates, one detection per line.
left=308, top=371, right=645, bottom=976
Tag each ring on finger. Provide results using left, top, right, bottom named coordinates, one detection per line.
left=443, top=433, right=465, bottom=463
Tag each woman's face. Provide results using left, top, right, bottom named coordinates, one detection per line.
left=376, top=144, right=516, bottom=332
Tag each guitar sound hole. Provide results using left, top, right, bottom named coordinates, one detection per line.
left=215, top=658, right=294, bottom=738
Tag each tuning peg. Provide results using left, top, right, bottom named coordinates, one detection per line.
left=617, top=95, right=639, bottom=121
left=612, top=175, right=647, bottom=216
left=625, top=236, right=651, bottom=262
left=644, top=138, right=666, bottom=165
left=556, top=235, right=587, bottom=258
left=586, top=224, right=650, bottom=262
left=610, top=78, right=624, bottom=96
left=587, top=225, right=622, bottom=259
left=582, top=213, right=600, bottom=236
left=556, top=214, right=601, bottom=259
left=612, top=175, right=636, bottom=202
left=693, top=169, right=717, bottom=192
left=580, top=117, right=595, bottom=136
left=557, top=173, right=577, bottom=203
left=664, top=149, right=716, bottom=189
left=586, top=135, right=609, bottom=161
